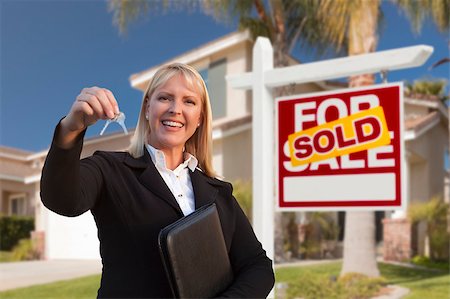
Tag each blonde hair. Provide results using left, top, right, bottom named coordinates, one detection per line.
left=128, top=62, right=216, bottom=178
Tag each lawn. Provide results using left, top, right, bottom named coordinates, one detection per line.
left=0, top=274, right=101, bottom=299
left=275, top=261, right=450, bottom=299
left=0, top=262, right=448, bottom=298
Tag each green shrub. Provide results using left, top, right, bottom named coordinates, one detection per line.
left=232, top=180, right=252, bottom=222
left=408, top=196, right=449, bottom=261
left=286, top=272, right=386, bottom=299
left=300, top=212, right=339, bottom=259
left=338, top=273, right=387, bottom=299
left=287, top=273, right=336, bottom=299
left=11, top=238, right=40, bottom=261
left=0, top=215, right=35, bottom=250
left=411, top=255, right=450, bottom=271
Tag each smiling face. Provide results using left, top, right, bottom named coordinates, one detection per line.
left=146, top=74, right=203, bottom=155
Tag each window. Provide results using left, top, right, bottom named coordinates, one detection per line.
left=9, top=194, right=26, bottom=216
left=445, top=147, right=449, bottom=172
left=199, top=59, right=227, bottom=120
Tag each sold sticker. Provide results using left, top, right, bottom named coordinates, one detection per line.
left=288, top=106, right=390, bottom=166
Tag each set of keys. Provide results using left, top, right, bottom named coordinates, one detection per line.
left=99, top=112, right=128, bottom=136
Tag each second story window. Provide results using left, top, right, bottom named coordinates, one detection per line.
left=199, top=59, right=227, bottom=120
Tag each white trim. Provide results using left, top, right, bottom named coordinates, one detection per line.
left=404, top=116, right=440, bottom=141
left=405, top=117, right=441, bottom=141
left=212, top=122, right=251, bottom=140
left=404, top=97, right=448, bottom=120
left=131, top=30, right=252, bottom=88
left=0, top=150, right=47, bottom=162
left=24, top=174, right=41, bottom=184
left=0, top=173, right=41, bottom=184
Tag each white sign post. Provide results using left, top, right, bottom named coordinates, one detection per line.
left=226, top=37, right=433, bottom=266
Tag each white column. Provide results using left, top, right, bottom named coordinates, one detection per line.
left=252, top=37, right=274, bottom=261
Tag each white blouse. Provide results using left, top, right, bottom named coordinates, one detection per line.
left=145, top=144, right=198, bottom=216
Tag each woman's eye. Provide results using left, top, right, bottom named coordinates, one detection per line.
left=158, top=96, right=169, bottom=101
left=185, top=99, right=196, bottom=105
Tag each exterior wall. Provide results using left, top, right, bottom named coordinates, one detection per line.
left=409, top=161, right=429, bottom=203
left=212, top=138, right=224, bottom=177
left=223, top=42, right=253, bottom=118
left=427, top=123, right=448, bottom=198
left=222, top=128, right=252, bottom=182
left=45, top=211, right=100, bottom=260
left=407, top=122, right=448, bottom=203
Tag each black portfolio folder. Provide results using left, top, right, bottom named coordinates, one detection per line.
left=158, top=203, right=233, bottom=298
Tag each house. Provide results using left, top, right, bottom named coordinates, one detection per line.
left=383, top=94, right=449, bottom=261
left=0, top=30, right=447, bottom=261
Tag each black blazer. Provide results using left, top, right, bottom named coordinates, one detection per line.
left=40, top=125, right=274, bottom=298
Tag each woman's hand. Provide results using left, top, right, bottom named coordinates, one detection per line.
left=57, top=87, right=120, bottom=148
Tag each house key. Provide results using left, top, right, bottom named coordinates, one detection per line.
left=100, top=112, right=128, bottom=135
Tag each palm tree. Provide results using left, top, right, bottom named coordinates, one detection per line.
left=314, top=0, right=449, bottom=277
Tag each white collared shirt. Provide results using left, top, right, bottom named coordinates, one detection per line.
left=145, top=144, right=197, bottom=216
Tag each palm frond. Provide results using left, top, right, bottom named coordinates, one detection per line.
left=393, top=0, right=449, bottom=33
left=108, top=0, right=202, bottom=35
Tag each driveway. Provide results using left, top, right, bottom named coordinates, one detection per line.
left=0, top=259, right=102, bottom=291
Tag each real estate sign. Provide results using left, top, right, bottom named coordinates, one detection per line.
left=276, top=83, right=405, bottom=210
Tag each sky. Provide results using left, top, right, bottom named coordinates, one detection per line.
left=1, top=0, right=449, bottom=152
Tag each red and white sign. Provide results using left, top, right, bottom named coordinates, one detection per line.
left=276, top=83, right=405, bottom=210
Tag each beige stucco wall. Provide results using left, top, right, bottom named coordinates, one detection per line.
left=408, top=122, right=448, bottom=203
left=212, top=138, right=224, bottom=177
left=223, top=42, right=253, bottom=118
left=221, top=128, right=252, bottom=182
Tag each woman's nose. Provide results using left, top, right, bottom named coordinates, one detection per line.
left=169, top=99, right=182, bottom=114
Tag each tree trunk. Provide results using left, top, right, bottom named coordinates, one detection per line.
left=341, top=0, right=380, bottom=277
left=341, top=212, right=380, bottom=277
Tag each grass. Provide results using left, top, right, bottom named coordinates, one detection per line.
left=0, top=261, right=448, bottom=298
left=379, top=262, right=450, bottom=299
left=275, top=261, right=450, bottom=299
left=0, top=274, right=101, bottom=299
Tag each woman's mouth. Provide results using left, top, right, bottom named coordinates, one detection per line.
left=162, top=120, right=184, bottom=128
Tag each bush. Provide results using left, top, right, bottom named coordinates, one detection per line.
left=232, top=180, right=252, bottom=222
left=338, top=273, right=387, bottom=299
left=299, top=212, right=339, bottom=259
left=411, top=255, right=450, bottom=271
left=408, top=196, right=449, bottom=261
left=11, top=238, right=40, bottom=261
left=0, top=215, right=34, bottom=250
left=286, top=272, right=386, bottom=299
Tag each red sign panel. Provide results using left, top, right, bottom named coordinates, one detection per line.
left=276, top=83, right=405, bottom=210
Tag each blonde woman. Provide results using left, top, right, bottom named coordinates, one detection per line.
left=41, top=63, right=274, bottom=298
